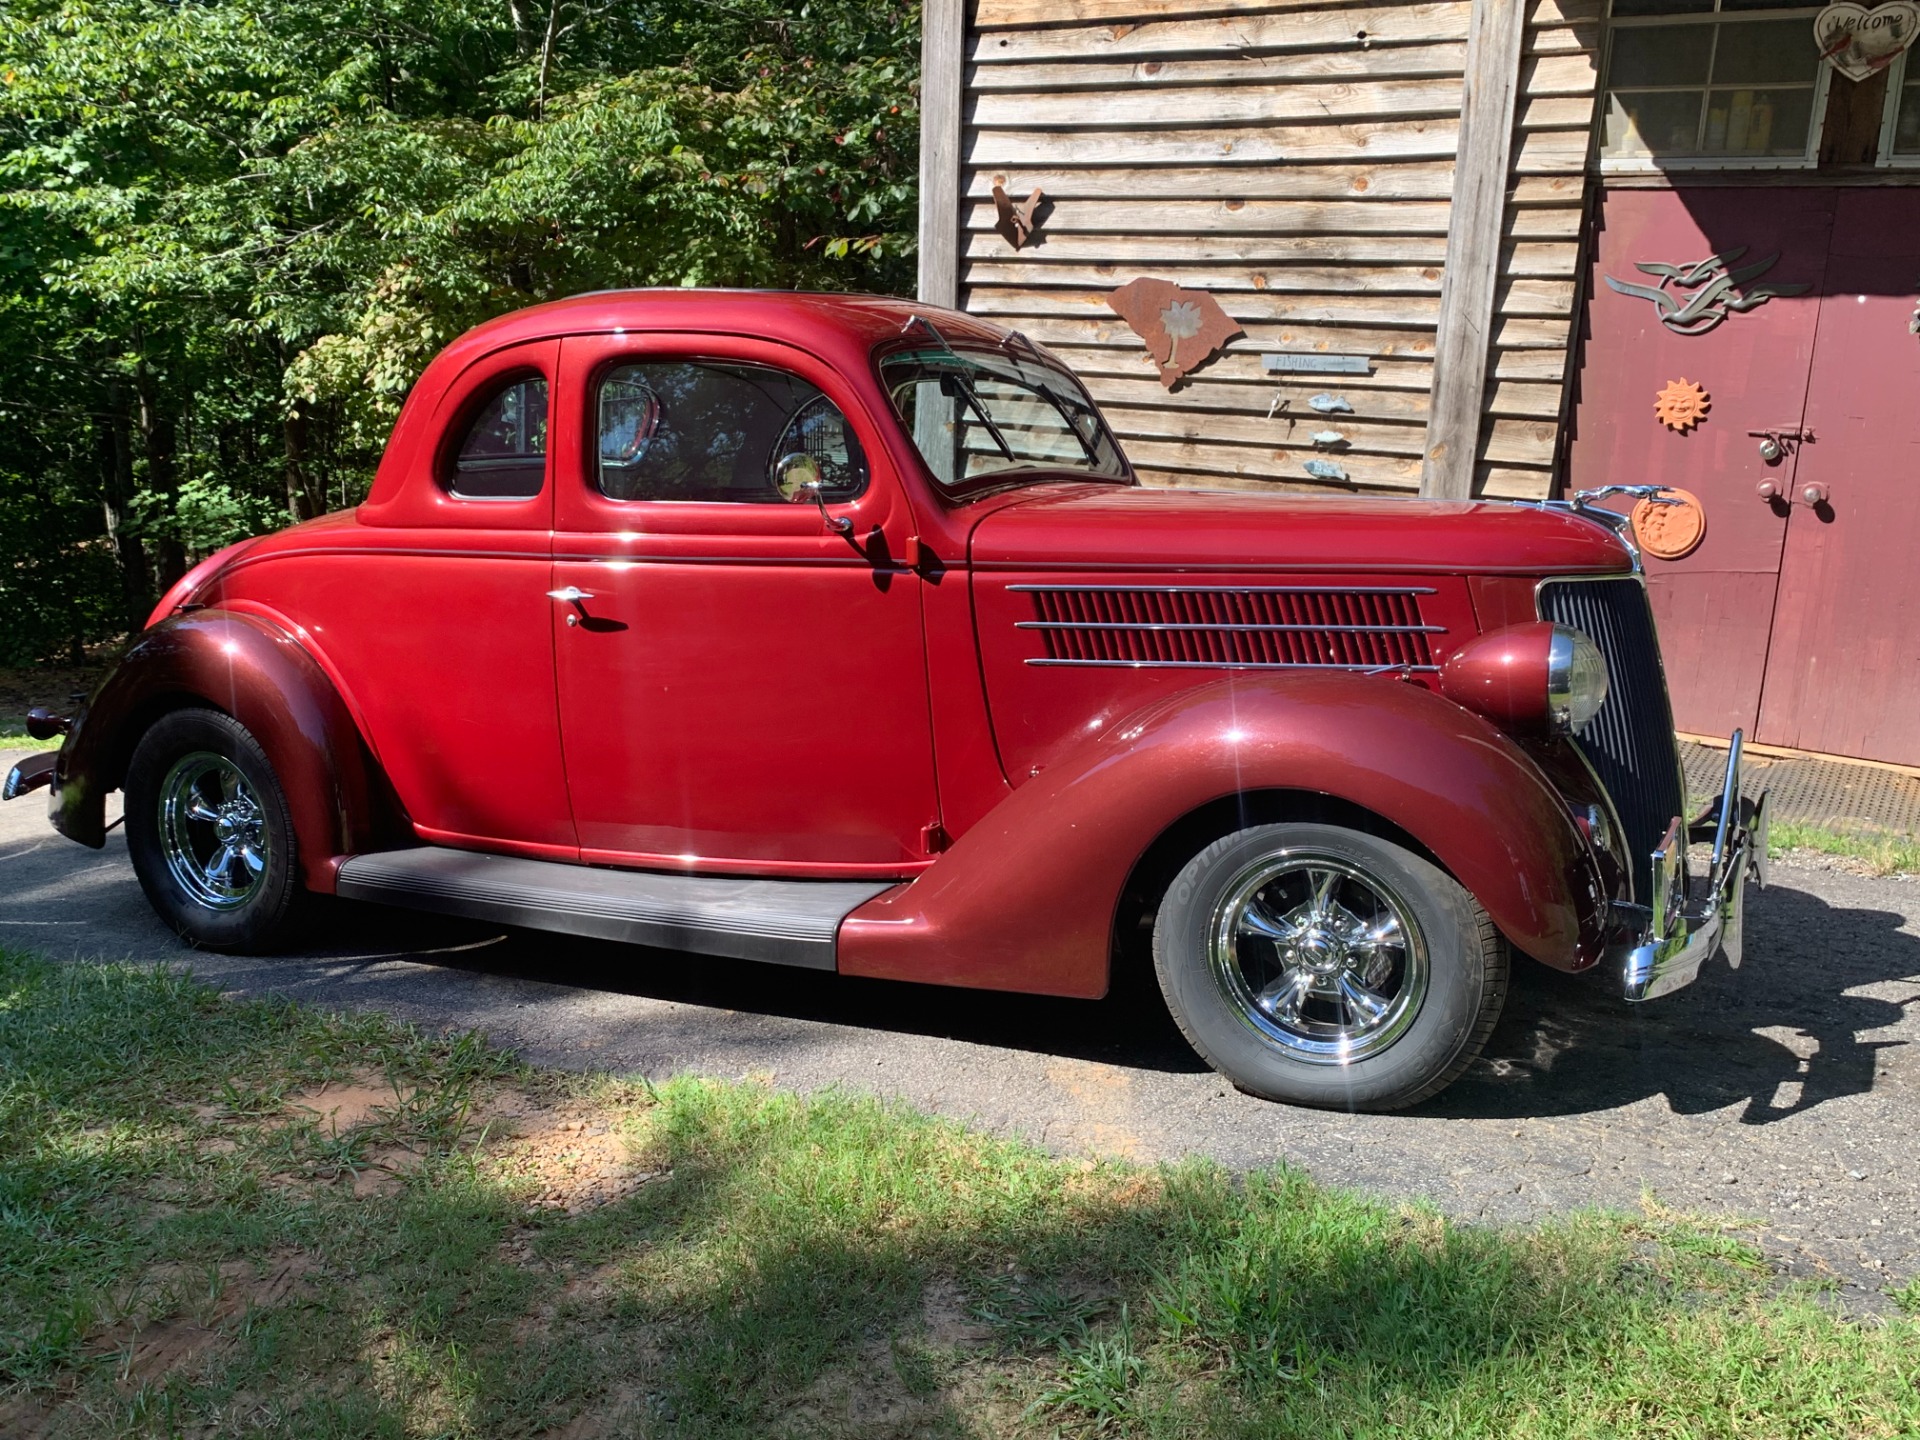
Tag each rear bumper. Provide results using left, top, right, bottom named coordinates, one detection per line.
left=1618, top=730, right=1769, bottom=1002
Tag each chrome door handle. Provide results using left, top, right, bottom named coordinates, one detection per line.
left=546, top=587, right=595, bottom=604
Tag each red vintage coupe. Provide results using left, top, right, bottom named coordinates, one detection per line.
left=5, top=291, right=1768, bottom=1109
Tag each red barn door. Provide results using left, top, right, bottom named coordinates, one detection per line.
left=1755, top=189, right=1920, bottom=765
left=1566, top=187, right=1834, bottom=740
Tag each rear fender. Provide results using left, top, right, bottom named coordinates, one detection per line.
left=52, top=610, right=392, bottom=891
left=838, top=671, right=1605, bottom=998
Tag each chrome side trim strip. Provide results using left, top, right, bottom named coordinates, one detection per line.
left=1008, top=583, right=1438, bottom=595
left=1025, top=658, right=1440, bottom=673
left=1015, top=620, right=1446, bottom=634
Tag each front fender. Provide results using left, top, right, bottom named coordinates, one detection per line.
left=52, top=610, right=391, bottom=892
left=838, top=672, right=1605, bottom=998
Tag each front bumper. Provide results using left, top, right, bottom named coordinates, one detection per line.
left=3, top=751, right=58, bottom=803
left=1619, top=730, right=1769, bottom=1002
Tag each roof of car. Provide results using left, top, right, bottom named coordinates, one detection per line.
left=448, top=288, right=1016, bottom=358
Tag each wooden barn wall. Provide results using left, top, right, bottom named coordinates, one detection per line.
left=956, top=0, right=1605, bottom=498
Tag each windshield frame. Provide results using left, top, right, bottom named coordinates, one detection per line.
left=872, top=334, right=1135, bottom=500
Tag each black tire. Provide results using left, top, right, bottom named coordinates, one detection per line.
left=1152, top=822, right=1506, bottom=1111
left=124, top=708, right=302, bottom=953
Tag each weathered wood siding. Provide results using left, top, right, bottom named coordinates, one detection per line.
left=956, top=0, right=1603, bottom=498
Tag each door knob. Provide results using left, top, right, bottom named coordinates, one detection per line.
left=1800, top=483, right=1830, bottom=507
left=1756, top=478, right=1782, bottom=502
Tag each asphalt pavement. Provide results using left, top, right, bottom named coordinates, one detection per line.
left=4, top=746, right=1915, bottom=1310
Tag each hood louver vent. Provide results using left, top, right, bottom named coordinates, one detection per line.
left=1014, top=585, right=1441, bottom=671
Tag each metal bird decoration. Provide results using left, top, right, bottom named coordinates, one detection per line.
left=992, top=184, right=1046, bottom=250
left=1603, top=247, right=1810, bottom=337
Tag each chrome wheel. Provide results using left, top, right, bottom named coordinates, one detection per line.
left=1208, top=851, right=1428, bottom=1064
left=158, top=752, right=270, bottom=911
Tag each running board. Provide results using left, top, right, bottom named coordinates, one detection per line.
left=334, top=848, right=894, bottom=970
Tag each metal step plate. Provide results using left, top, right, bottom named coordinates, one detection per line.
left=335, top=848, right=895, bottom=970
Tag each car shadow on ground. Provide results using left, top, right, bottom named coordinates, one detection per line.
left=289, top=897, right=1213, bottom=1076
left=280, top=878, right=1916, bottom=1119
left=1439, top=880, right=1919, bottom=1124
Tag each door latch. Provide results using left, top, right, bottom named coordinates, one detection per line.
left=1748, top=426, right=1813, bottom=464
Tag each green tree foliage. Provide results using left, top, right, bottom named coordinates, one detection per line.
left=0, top=0, right=919, bottom=663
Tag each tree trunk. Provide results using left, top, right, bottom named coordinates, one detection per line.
left=97, top=383, right=153, bottom=630
left=283, top=403, right=318, bottom=521
left=137, top=369, right=189, bottom=590
left=507, top=0, right=538, bottom=55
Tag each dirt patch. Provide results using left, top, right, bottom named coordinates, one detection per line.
left=0, top=1389, right=63, bottom=1440
left=784, top=1332, right=932, bottom=1436
left=350, top=1142, right=420, bottom=1197
left=540, top=1383, right=651, bottom=1439
left=95, top=1250, right=317, bottom=1388
left=485, top=1102, right=665, bottom=1216
left=284, top=1069, right=417, bottom=1132
left=1045, top=1060, right=1150, bottom=1160
left=1045, top=1058, right=1131, bottom=1102
left=919, top=1279, right=992, bottom=1350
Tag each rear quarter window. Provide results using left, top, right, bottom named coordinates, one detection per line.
left=446, top=375, right=548, bottom=499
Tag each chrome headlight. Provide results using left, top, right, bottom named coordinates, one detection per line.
left=1547, top=626, right=1610, bottom=732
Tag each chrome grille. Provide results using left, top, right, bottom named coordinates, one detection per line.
left=1537, top=576, right=1686, bottom=902
left=1015, top=585, right=1440, bottom=671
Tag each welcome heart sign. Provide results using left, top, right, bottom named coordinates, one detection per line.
left=1815, top=1, right=1920, bottom=82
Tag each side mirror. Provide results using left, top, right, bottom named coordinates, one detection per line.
left=773, top=451, right=822, bottom=501
left=774, top=452, right=852, bottom=535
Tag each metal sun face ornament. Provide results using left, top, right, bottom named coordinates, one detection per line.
left=1654, top=378, right=1711, bottom=433
left=1630, top=486, right=1707, bottom=561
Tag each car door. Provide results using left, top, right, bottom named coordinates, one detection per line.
left=548, top=331, right=938, bottom=874
left=289, top=338, right=576, bottom=856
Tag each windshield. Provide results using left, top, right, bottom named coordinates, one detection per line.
left=879, top=341, right=1131, bottom=492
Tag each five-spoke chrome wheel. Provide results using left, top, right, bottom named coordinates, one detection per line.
left=1155, top=822, right=1502, bottom=1110
left=1209, top=852, right=1428, bottom=1063
left=158, top=751, right=270, bottom=911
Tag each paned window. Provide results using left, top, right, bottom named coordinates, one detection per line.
left=1601, top=1, right=1829, bottom=168
left=447, top=375, right=548, bottom=499
left=1883, top=51, right=1920, bottom=161
left=595, top=361, right=867, bottom=504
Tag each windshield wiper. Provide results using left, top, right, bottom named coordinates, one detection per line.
left=995, top=332, right=1104, bottom=465
left=953, top=378, right=1018, bottom=462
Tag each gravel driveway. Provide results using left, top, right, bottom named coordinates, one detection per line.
left=4, top=747, right=1914, bottom=1310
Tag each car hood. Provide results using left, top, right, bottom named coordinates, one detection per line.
left=966, top=483, right=1633, bottom=577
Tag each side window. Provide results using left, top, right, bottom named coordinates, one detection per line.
left=596, top=361, right=868, bottom=503
left=448, top=375, right=548, bottom=499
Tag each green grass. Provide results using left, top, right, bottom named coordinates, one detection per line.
left=1768, top=820, right=1920, bottom=875
left=0, top=731, right=35, bottom=748
left=2, top=947, right=1917, bottom=1438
